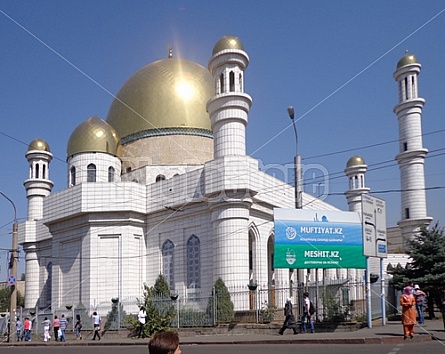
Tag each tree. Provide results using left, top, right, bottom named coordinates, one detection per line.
left=388, top=223, right=445, bottom=318
left=206, top=278, right=234, bottom=323
left=126, top=274, right=175, bottom=337
left=104, top=298, right=127, bottom=331
left=0, top=288, right=24, bottom=312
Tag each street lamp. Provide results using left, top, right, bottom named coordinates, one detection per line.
left=287, top=107, right=304, bottom=312
left=287, top=106, right=302, bottom=209
left=0, top=192, right=18, bottom=343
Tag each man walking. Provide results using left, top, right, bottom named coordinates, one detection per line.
left=15, top=317, right=22, bottom=341
left=59, top=314, right=68, bottom=342
left=278, top=298, right=298, bottom=335
left=302, top=292, right=315, bottom=333
left=92, top=312, right=101, bottom=340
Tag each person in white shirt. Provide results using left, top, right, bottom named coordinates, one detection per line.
left=92, top=312, right=101, bottom=340
left=41, top=317, right=51, bottom=342
left=137, top=306, right=147, bottom=338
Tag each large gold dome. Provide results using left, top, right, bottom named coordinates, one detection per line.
left=67, top=116, right=121, bottom=159
left=107, top=58, right=213, bottom=143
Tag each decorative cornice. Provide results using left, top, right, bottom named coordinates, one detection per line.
left=121, top=127, right=213, bottom=145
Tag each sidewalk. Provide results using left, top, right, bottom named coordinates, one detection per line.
left=2, top=319, right=444, bottom=346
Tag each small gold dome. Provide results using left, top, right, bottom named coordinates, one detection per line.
left=346, top=156, right=366, bottom=168
left=212, top=35, right=244, bottom=55
left=27, top=138, right=50, bottom=152
left=107, top=58, right=213, bottom=142
left=397, top=53, right=418, bottom=69
left=67, top=116, right=121, bottom=159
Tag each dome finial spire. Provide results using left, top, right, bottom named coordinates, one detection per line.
left=168, top=47, right=173, bottom=59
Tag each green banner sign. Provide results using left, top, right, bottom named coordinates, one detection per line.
left=273, top=208, right=366, bottom=269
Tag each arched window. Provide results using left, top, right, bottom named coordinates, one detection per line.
left=162, top=240, right=174, bottom=290
left=70, top=166, right=76, bottom=186
left=108, top=166, right=115, bottom=182
left=155, top=174, right=166, bottom=182
left=87, top=163, right=96, bottom=182
left=187, top=235, right=200, bottom=289
left=219, top=73, right=224, bottom=93
left=36, top=163, right=40, bottom=179
left=229, top=71, right=235, bottom=92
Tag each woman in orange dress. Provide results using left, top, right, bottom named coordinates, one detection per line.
left=400, top=285, right=416, bottom=339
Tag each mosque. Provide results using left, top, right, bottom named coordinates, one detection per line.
left=17, top=35, right=431, bottom=316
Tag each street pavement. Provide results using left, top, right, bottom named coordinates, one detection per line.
left=1, top=319, right=444, bottom=347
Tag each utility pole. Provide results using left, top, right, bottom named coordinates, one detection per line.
left=1, top=192, right=18, bottom=342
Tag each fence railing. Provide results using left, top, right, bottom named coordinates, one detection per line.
left=21, top=280, right=399, bottom=331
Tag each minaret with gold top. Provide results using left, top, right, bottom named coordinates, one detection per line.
left=394, top=52, right=432, bottom=244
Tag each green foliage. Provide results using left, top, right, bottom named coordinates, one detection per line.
left=259, top=301, right=276, bottom=323
left=0, top=288, right=24, bottom=312
left=322, top=290, right=345, bottom=322
left=104, top=299, right=127, bottom=330
left=127, top=274, right=175, bottom=337
left=178, top=307, right=210, bottom=327
left=206, top=278, right=234, bottom=323
left=388, top=223, right=445, bottom=308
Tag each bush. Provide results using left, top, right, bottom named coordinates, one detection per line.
left=126, top=274, right=175, bottom=337
left=206, top=278, right=234, bottom=324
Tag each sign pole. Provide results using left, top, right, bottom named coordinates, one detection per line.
left=380, top=257, right=386, bottom=326
left=366, top=257, right=372, bottom=328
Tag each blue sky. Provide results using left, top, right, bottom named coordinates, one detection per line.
left=1, top=1, right=444, bottom=279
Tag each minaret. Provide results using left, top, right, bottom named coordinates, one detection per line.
left=205, top=36, right=254, bottom=291
left=24, top=139, right=54, bottom=220
left=345, top=156, right=370, bottom=213
left=207, top=35, right=252, bottom=158
left=393, top=53, right=432, bottom=242
left=344, top=156, right=369, bottom=285
left=23, top=138, right=54, bottom=308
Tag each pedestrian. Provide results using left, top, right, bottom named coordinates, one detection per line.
left=148, top=330, right=181, bottom=354
left=302, top=292, right=315, bottom=333
left=59, top=314, right=68, bottom=342
left=23, top=317, right=31, bottom=341
left=92, top=311, right=101, bottom=340
left=15, top=317, right=22, bottom=341
left=53, top=315, right=60, bottom=341
left=137, top=306, right=147, bottom=338
left=413, top=284, right=426, bottom=324
left=41, top=317, right=51, bottom=342
left=278, top=297, right=298, bottom=335
left=74, top=314, right=82, bottom=340
left=400, top=285, right=416, bottom=339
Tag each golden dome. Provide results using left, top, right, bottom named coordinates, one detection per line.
left=107, top=58, right=213, bottom=142
left=67, top=116, right=122, bottom=159
left=212, top=35, right=244, bottom=55
left=27, top=138, right=50, bottom=152
left=397, top=53, right=418, bottom=69
left=346, top=155, right=366, bottom=168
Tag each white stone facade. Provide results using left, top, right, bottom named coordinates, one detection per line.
left=17, top=39, right=430, bottom=319
left=393, top=56, right=432, bottom=242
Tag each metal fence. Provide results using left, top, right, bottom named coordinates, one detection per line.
left=21, top=279, right=399, bottom=332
